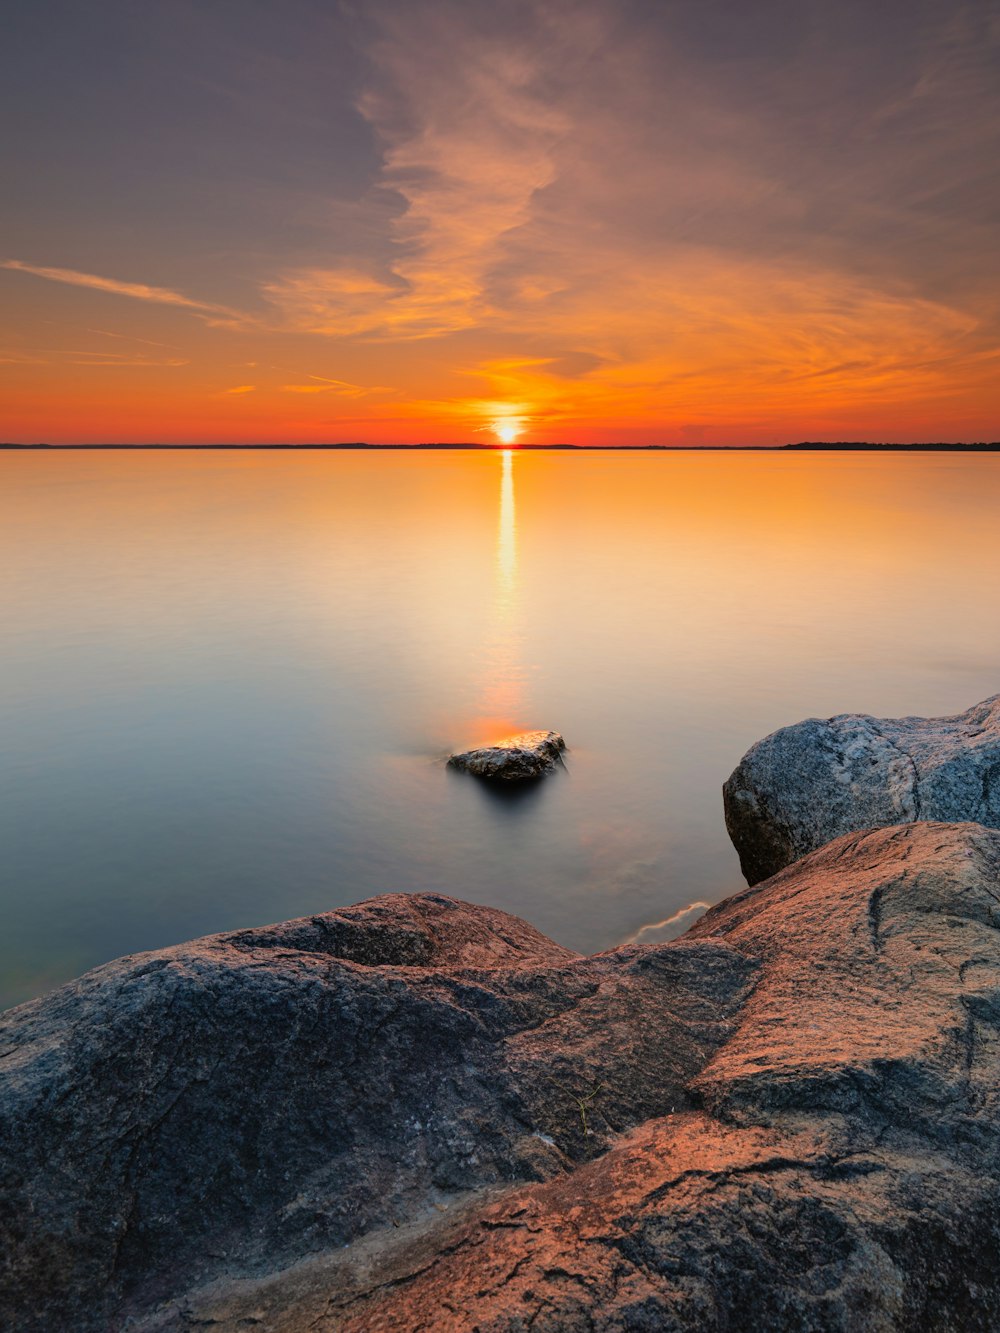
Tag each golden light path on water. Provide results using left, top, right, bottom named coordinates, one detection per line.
left=498, top=449, right=516, bottom=591
left=471, top=449, right=523, bottom=739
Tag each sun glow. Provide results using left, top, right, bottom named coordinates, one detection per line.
left=493, top=420, right=521, bottom=446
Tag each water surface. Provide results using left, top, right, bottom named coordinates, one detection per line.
left=3, top=449, right=999, bottom=1008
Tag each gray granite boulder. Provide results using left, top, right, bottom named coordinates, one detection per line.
left=5, top=824, right=1000, bottom=1329
left=724, top=693, right=1000, bottom=884
left=0, top=891, right=750, bottom=1331
left=448, top=729, right=566, bottom=780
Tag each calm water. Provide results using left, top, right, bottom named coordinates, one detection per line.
left=3, top=449, right=1000, bottom=1009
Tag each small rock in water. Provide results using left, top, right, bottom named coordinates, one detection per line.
left=448, top=730, right=566, bottom=781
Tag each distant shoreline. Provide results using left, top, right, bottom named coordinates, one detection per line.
left=2, top=441, right=1000, bottom=452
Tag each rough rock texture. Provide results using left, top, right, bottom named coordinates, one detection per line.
left=724, top=693, right=1000, bottom=884
left=0, top=890, right=750, bottom=1330
left=448, top=729, right=566, bottom=780
left=5, top=823, right=1000, bottom=1329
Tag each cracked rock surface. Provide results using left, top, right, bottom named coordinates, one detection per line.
left=0, top=890, right=750, bottom=1330
left=724, top=693, right=1000, bottom=885
left=448, top=730, right=566, bottom=780
left=4, top=823, right=1000, bottom=1329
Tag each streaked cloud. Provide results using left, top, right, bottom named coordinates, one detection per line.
left=389, top=254, right=985, bottom=441
left=263, top=1, right=605, bottom=340
left=7, top=345, right=189, bottom=368
left=261, top=268, right=403, bottom=338
left=279, top=373, right=392, bottom=397
left=257, top=0, right=1000, bottom=429
left=62, top=356, right=190, bottom=367
left=1, top=260, right=242, bottom=322
left=86, top=328, right=180, bottom=349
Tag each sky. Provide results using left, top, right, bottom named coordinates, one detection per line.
left=1, top=0, right=998, bottom=445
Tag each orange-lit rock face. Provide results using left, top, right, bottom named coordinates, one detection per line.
left=5, top=822, right=1000, bottom=1329
left=448, top=728, right=566, bottom=780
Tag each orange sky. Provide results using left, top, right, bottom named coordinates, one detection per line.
left=2, top=1, right=998, bottom=445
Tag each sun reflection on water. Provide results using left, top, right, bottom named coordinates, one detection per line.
left=498, top=448, right=516, bottom=593
left=465, top=448, right=524, bottom=741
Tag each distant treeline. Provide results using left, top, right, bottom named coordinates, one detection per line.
left=784, top=441, right=1000, bottom=451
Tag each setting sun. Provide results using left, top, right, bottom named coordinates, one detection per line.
left=493, top=421, right=521, bottom=445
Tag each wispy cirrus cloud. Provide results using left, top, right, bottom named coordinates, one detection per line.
left=279, top=373, right=392, bottom=396
left=61, top=355, right=190, bottom=366
left=389, top=254, right=985, bottom=441
left=86, top=327, right=180, bottom=350
left=261, top=268, right=402, bottom=339
left=4, top=344, right=189, bottom=368
left=258, top=0, right=1000, bottom=425
left=263, top=0, right=605, bottom=340
left=1, top=259, right=243, bottom=323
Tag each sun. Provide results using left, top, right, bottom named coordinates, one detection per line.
left=493, top=420, right=521, bottom=445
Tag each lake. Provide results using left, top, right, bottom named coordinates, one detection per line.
left=2, top=448, right=999, bottom=1010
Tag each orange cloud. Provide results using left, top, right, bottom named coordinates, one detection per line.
left=382, top=252, right=987, bottom=442
left=2, top=1, right=998, bottom=444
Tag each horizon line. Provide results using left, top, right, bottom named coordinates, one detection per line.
left=2, top=441, right=1000, bottom=453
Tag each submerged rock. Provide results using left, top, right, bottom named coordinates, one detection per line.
left=724, top=693, right=1000, bottom=884
left=448, top=728, right=566, bottom=780
left=5, top=822, right=1000, bottom=1329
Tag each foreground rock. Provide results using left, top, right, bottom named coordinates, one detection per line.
left=448, top=729, right=566, bottom=780
left=724, top=692, right=1000, bottom=884
left=4, top=823, right=1000, bottom=1329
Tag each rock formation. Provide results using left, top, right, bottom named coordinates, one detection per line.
left=4, top=822, right=1000, bottom=1329
left=448, top=729, right=566, bottom=781
left=724, top=693, right=1000, bottom=884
